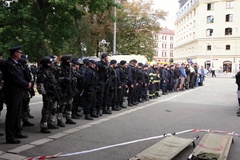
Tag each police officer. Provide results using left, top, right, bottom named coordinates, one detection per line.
left=127, top=59, right=138, bottom=106
left=55, top=55, right=77, bottom=126
left=84, top=60, right=98, bottom=120
left=142, top=65, right=149, bottom=101
left=37, top=56, right=60, bottom=133
left=18, top=54, right=35, bottom=127
left=78, top=59, right=89, bottom=116
left=236, top=70, right=240, bottom=116
left=96, top=53, right=111, bottom=115
left=0, top=52, right=5, bottom=136
left=71, top=58, right=83, bottom=119
left=116, top=60, right=127, bottom=109
left=153, top=64, right=161, bottom=97
left=2, top=46, right=32, bottom=144
left=161, top=64, right=169, bottom=95
left=168, top=65, right=175, bottom=92
left=136, top=63, right=144, bottom=102
left=108, top=60, right=118, bottom=111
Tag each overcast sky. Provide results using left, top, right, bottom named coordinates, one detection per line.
left=152, top=0, right=179, bottom=30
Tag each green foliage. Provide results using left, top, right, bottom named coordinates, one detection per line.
left=0, top=0, right=166, bottom=62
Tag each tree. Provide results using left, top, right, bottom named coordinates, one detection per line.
left=116, top=0, right=167, bottom=60
left=0, top=0, right=116, bottom=61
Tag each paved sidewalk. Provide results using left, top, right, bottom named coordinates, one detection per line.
left=205, top=72, right=235, bottom=78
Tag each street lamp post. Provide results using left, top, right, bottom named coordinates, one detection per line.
left=113, top=0, right=117, bottom=55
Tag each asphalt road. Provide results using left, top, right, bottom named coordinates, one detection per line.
left=0, top=77, right=239, bottom=160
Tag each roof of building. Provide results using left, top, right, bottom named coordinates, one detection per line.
left=160, top=27, right=175, bottom=35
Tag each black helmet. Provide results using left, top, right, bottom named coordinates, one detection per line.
left=18, top=58, right=27, bottom=66
left=40, top=56, right=53, bottom=68
left=61, top=55, right=71, bottom=66
left=61, top=55, right=71, bottom=62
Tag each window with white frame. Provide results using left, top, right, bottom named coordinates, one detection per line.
left=226, top=14, right=233, bottom=22
left=226, top=1, right=234, bottom=9
left=207, top=15, right=214, bottom=23
left=225, top=28, right=232, bottom=35
left=206, top=29, right=213, bottom=36
left=207, top=3, right=214, bottom=10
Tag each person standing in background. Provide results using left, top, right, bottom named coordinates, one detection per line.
left=236, top=70, right=240, bottom=116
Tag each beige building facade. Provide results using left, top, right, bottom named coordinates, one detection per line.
left=154, top=27, right=174, bottom=64
left=174, top=0, right=240, bottom=73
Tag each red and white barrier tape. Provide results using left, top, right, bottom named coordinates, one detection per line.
left=25, top=129, right=240, bottom=160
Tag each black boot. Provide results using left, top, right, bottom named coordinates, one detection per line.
left=103, top=109, right=112, bottom=114
left=40, top=128, right=51, bottom=134
left=57, top=119, right=65, bottom=127
left=75, top=112, right=82, bottom=117
left=66, top=119, right=76, bottom=124
left=72, top=114, right=80, bottom=119
left=22, top=121, right=34, bottom=127
left=85, top=114, right=93, bottom=120
left=90, top=111, right=99, bottom=118
left=97, top=110, right=103, bottom=117
left=112, top=104, right=120, bottom=111
left=120, top=102, right=127, bottom=108
left=107, top=107, right=112, bottom=114
left=128, top=101, right=133, bottom=107
left=132, top=101, right=138, bottom=106
left=27, top=112, right=34, bottom=119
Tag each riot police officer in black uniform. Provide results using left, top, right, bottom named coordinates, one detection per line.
left=116, top=60, right=127, bottom=109
left=127, top=59, right=138, bottom=106
left=96, top=53, right=111, bottom=115
left=108, top=60, right=118, bottom=111
left=161, top=64, right=169, bottom=95
left=37, top=56, right=60, bottom=133
left=55, top=55, right=77, bottom=126
left=0, top=52, right=5, bottom=136
left=71, top=58, right=83, bottom=119
left=136, top=63, right=144, bottom=102
left=84, top=60, right=98, bottom=120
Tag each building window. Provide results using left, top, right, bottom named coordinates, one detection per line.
left=207, top=3, right=214, bottom=10
left=207, top=15, right=214, bottom=23
left=207, top=45, right=212, bottom=51
left=162, top=43, right=164, bottom=48
left=165, top=44, right=167, bottom=48
left=206, top=29, right=213, bottom=36
left=226, top=45, right=231, bottom=50
left=170, top=52, right=173, bottom=57
left=225, top=28, right=232, bottom=35
left=170, top=44, right=173, bottom=49
left=226, top=1, right=234, bottom=9
left=226, top=14, right=233, bottom=22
